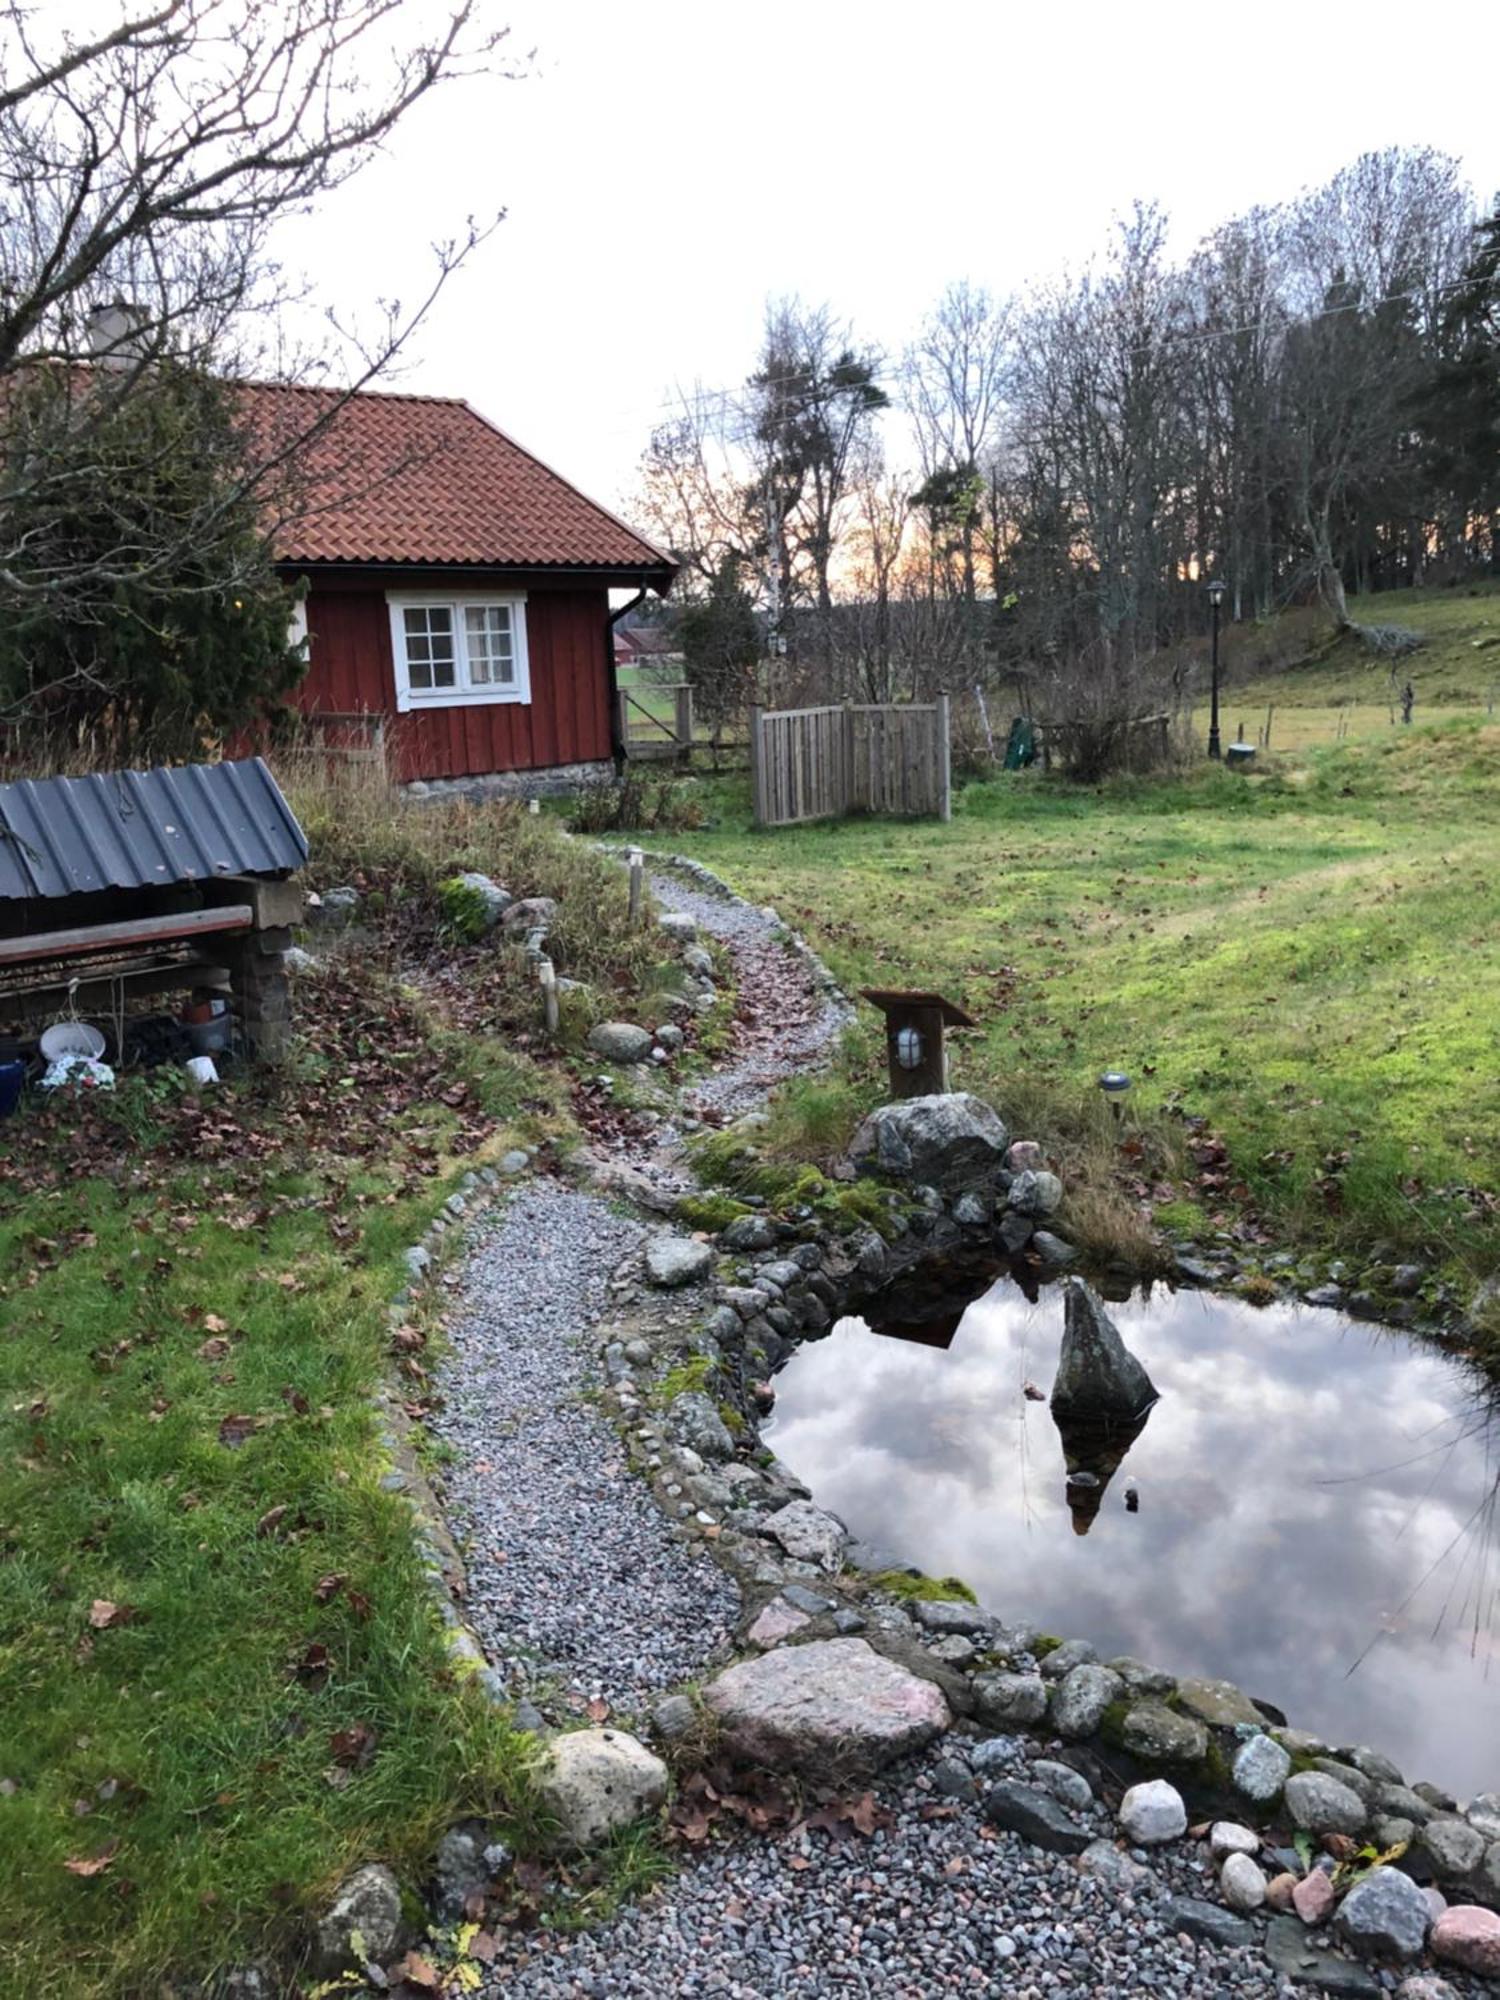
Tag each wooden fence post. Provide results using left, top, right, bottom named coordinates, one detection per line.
left=674, top=683, right=694, bottom=759
left=936, top=691, right=952, bottom=822
left=749, top=704, right=767, bottom=827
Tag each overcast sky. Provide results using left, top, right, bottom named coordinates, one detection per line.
left=286, top=0, right=1500, bottom=519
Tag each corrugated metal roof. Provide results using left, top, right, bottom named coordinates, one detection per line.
left=0, top=757, right=308, bottom=903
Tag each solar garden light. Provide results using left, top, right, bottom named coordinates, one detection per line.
left=1099, top=1069, right=1132, bottom=1122
left=1206, top=577, right=1227, bottom=761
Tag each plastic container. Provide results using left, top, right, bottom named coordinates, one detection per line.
left=0, top=1058, right=25, bottom=1117
left=184, top=1055, right=219, bottom=1086
left=183, top=997, right=232, bottom=1055
left=39, top=1021, right=106, bottom=1062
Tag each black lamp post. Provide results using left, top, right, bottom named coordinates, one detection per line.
left=1206, top=577, right=1227, bottom=761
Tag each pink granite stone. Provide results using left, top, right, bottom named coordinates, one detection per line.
left=1431, top=1905, right=1500, bottom=1978
left=746, top=1598, right=811, bottom=1649
left=1292, top=1868, right=1336, bottom=1926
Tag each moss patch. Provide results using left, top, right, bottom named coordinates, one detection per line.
left=870, top=1570, right=978, bottom=1605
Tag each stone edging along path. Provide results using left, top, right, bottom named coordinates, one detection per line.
left=359, top=853, right=1500, bottom=1995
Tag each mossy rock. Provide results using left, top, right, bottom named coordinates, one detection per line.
left=676, top=1192, right=751, bottom=1233
left=438, top=874, right=501, bottom=942
left=870, top=1570, right=978, bottom=1606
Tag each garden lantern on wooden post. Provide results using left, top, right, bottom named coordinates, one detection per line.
left=861, top=988, right=976, bottom=1099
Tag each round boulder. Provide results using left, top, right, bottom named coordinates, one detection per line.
left=846, top=1092, right=1009, bottom=1195
left=704, top=1638, right=951, bottom=1780
left=1233, top=1732, right=1291, bottom=1803
left=1335, top=1864, right=1432, bottom=1962
left=588, top=1021, right=656, bottom=1064
left=1119, top=1778, right=1187, bottom=1846
left=1122, top=1701, right=1208, bottom=1766
left=1285, top=1769, right=1367, bottom=1835
left=1050, top=1663, right=1122, bottom=1741
left=1431, top=1905, right=1500, bottom=1979
left=313, top=1863, right=404, bottom=1975
left=645, top=1235, right=714, bottom=1288
left=537, top=1728, right=669, bottom=1851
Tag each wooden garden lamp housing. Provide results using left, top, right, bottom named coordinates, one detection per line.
left=861, top=988, right=975, bottom=1099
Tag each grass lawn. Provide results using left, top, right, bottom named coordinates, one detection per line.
left=664, top=707, right=1500, bottom=1308
left=0, top=776, right=671, bottom=1997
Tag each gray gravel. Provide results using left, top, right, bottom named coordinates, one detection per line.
left=650, top=870, right=851, bottom=1119
left=433, top=1179, right=739, bottom=1713
left=482, top=1740, right=1303, bottom=1999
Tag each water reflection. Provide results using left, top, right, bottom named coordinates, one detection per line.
left=766, top=1279, right=1500, bottom=1794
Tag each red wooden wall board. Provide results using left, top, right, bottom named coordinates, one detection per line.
left=293, top=577, right=613, bottom=781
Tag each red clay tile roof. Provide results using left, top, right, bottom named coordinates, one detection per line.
left=239, top=381, right=674, bottom=576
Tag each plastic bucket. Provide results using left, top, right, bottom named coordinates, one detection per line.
left=184, top=998, right=232, bottom=1055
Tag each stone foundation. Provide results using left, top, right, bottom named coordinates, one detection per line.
left=401, top=759, right=614, bottom=804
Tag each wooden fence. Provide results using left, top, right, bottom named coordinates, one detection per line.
left=749, top=696, right=951, bottom=828
left=618, top=683, right=694, bottom=762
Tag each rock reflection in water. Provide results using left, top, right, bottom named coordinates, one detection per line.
left=768, top=1277, right=1500, bottom=1795
left=1056, top=1403, right=1152, bottom=1535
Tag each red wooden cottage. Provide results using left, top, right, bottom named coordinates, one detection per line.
left=243, top=385, right=676, bottom=788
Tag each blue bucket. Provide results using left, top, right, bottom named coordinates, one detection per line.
left=0, top=1058, right=25, bottom=1118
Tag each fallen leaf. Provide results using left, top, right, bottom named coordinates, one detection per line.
left=255, top=1505, right=289, bottom=1538
left=328, top=1721, right=377, bottom=1769
left=88, top=1599, right=135, bottom=1630
left=196, top=1337, right=231, bottom=1361
left=395, top=1950, right=439, bottom=1987
left=63, top=1840, right=119, bottom=1877
left=585, top=1696, right=610, bottom=1723
left=312, top=1572, right=348, bottom=1604
left=218, top=1413, right=258, bottom=1448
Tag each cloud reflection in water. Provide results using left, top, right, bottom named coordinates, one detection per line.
left=766, top=1282, right=1500, bottom=1794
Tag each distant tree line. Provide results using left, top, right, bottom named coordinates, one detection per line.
left=638, top=147, right=1500, bottom=721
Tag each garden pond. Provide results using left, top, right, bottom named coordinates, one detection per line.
left=766, top=1274, right=1500, bottom=1797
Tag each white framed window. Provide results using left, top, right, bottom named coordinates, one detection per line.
left=386, top=591, right=530, bottom=711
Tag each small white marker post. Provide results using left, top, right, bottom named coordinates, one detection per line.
left=528, top=796, right=540, bottom=816
left=627, top=846, right=644, bottom=926
left=538, top=955, right=559, bottom=1037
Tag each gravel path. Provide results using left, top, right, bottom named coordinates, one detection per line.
left=482, top=1741, right=1307, bottom=2000
left=432, top=1180, right=738, bottom=1713
left=650, top=869, right=851, bottom=1120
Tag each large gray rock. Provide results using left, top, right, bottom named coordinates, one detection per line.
left=1285, top=1769, right=1368, bottom=1835
left=1335, top=1865, right=1432, bottom=1962
left=1161, top=1894, right=1256, bottom=1949
left=847, top=1093, right=1009, bottom=1195
left=760, top=1499, right=846, bottom=1571
left=1175, top=1676, right=1263, bottom=1729
left=449, top=870, right=512, bottom=932
left=645, top=1235, right=714, bottom=1288
left=537, top=1728, right=669, bottom=1851
left=1121, top=1702, right=1207, bottom=1765
left=971, top=1671, right=1048, bottom=1726
left=1050, top=1663, right=1122, bottom=1740
left=704, top=1638, right=950, bottom=1778
left=313, top=1863, right=405, bottom=1974
left=669, top=1391, right=734, bottom=1461
left=588, top=1020, right=655, bottom=1063
left=984, top=1780, right=1091, bottom=1855
left=1420, top=1817, right=1486, bottom=1879
left=1050, top=1279, right=1158, bottom=1423
left=1266, top=1914, right=1382, bottom=1997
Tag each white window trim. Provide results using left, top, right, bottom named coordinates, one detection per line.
left=386, top=589, right=531, bottom=712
